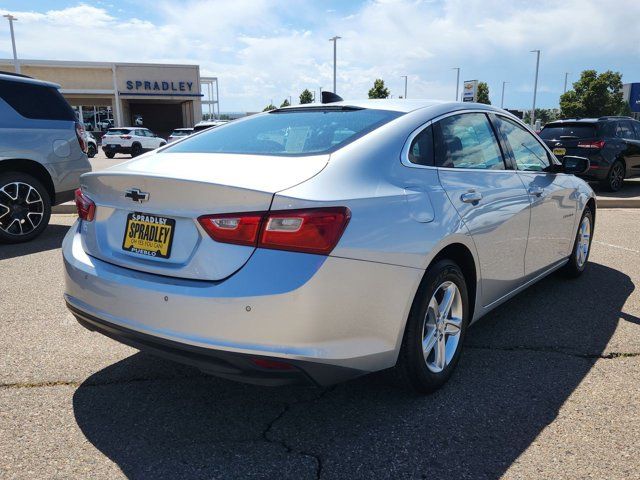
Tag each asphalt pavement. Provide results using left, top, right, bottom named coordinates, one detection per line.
left=1, top=210, right=639, bottom=479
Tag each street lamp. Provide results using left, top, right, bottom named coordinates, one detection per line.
left=563, top=72, right=570, bottom=94
left=501, top=81, right=508, bottom=109
left=452, top=67, right=460, bottom=101
left=530, top=49, right=541, bottom=128
left=329, top=36, right=341, bottom=93
left=3, top=14, right=20, bottom=74
left=401, top=75, right=408, bottom=99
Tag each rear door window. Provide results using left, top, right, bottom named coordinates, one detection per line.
left=495, top=116, right=551, bottom=171
left=433, top=113, right=505, bottom=170
left=617, top=121, right=636, bottom=139
left=539, top=124, right=596, bottom=140
left=0, top=79, right=75, bottom=121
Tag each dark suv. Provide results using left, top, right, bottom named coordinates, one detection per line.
left=539, top=116, right=640, bottom=192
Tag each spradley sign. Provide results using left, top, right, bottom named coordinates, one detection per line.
left=125, top=80, right=194, bottom=93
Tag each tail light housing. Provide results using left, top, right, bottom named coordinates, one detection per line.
left=120, top=135, right=132, bottom=140
left=75, top=188, right=95, bottom=221
left=577, top=140, right=605, bottom=149
left=75, top=122, right=87, bottom=154
left=198, top=207, right=351, bottom=255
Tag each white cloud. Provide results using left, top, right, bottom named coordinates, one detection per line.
left=1, top=0, right=639, bottom=111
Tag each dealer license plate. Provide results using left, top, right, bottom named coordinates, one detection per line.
left=553, top=147, right=566, bottom=156
left=122, top=212, right=175, bottom=259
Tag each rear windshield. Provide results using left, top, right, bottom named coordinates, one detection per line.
left=166, top=108, right=403, bottom=156
left=105, top=128, right=132, bottom=135
left=0, top=79, right=75, bottom=121
left=170, top=129, right=191, bottom=136
left=539, top=124, right=596, bottom=140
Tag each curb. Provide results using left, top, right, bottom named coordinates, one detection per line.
left=52, top=202, right=77, bottom=214
left=596, top=198, right=640, bottom=208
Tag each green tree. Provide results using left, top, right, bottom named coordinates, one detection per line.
left=560, top=70, right=627, bottom=118
left=262, top=103, right=276, bottom=112
left=368, top=79, right=390, bottom=99
left=523, top=108, right=559, bottom=126
left=299, top=89, right=314, bottom=104
left=280, top=99, right=291, bottom=108
left=477, top=82, right=491, bottom=104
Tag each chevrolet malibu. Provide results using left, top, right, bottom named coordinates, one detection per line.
left=63, top=99, right=595, bottom=393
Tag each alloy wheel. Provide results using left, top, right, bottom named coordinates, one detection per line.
left=576, top=215, right=591, bottom=268
left=610, top=163, right=624, bottom=190
left=0, top=182, right=45, bottom=236
left=422, top=281, right=463, bottom=373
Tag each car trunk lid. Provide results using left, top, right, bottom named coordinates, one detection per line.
left=79, top=152, right=329, bottom=280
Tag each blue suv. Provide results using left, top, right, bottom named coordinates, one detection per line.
left=0, top=72, right=91, bottom=243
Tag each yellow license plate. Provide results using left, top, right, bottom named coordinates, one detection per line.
left=122, top=212, right=175, bottom=259
left=553, top=147, right=566, bottom=156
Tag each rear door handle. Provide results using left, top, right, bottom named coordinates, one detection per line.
left=528, top=186, right=544, bottom=197
left=460, top=191, right=483, bottom=204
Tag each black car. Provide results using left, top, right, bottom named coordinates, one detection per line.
left=539, top=116, right=640, bottom=191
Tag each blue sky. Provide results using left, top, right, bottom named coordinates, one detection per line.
left=1, top=0, right=639, bottom=112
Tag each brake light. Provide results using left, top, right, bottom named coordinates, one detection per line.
left=577, top=140, right=605, bottom=149
left=120, top=135, right=132, bottom=140
left=75, top=122, right=87, bottom=153
left=198, top=207, right=350, bottom=255
left=251, top=358, right=295, bottom=370
left=74, top=188, right=95, bottom=221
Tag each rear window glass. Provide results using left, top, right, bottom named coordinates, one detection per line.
left=171, top=129, right=191, bottom=136
left=166, top=108, right=403, bottom=156
left=106, top=129, right=132, bottom=135
left=539, top=124, right=596, bottom=140
left=0, top=79, right=75, bottom=121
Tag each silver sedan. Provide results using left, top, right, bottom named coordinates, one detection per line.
left=63, top=99, right=595, bottom=392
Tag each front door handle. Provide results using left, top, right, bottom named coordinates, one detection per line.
left=460, top=191, right=483, bottom=204
left=528, top=186, right=544, bottom=197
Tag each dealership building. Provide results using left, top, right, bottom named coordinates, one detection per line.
left=623, top=83, right=640, bottom=120
left=0, top=59, right=218, bottom=137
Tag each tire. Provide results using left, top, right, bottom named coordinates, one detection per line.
left=0, top=172, right=51, bottom=244
left=561, top=207, right=593, bottom=278
left=105, top=151, right=115, bottom=159
left=87, top=144, right=97, bottom=158
left=131, top=143, right=142, bottom=157
left=397, top=259, right=469, bottom=394
left=159, top=142, right=166, bottom=148
left=601, top=160, right=625, bottom=192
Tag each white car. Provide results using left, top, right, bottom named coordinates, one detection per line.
left=102, top=127, right=166, bottom=158
left=84, top=130, right=97, bottom=158
left=193, top=120, right=228, bottom=132
left=167, top=128, right=194, bottom=143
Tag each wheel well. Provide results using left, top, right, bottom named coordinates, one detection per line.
left=431, top=243, right=477, bottom=320
left=0, top=159, right=55, bottom=203
left=586, top=197, right=596, bottom=224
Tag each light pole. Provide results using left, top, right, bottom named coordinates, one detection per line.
left=401, top=75, right=408, bottom=99
left=452, top=67, right=460, bottom=101
left=329, top=36, right=341, bottom=93
left=3, top=14, right=20, bottom=74
left=530, top=49, right=541, bottom=128
left=501, top=81, right=508, bottom=109
left=563, top=72, right=570, bottom=94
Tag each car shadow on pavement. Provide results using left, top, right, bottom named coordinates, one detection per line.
left=72, top=262, right=636, bottom=479
left=0, top=224, right=71, bottom=260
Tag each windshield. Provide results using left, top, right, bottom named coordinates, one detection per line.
left=165, top=108, right=403, bottom=156
left=105, top=128, right=132, bottom=135
left=539, top=124, right=596, bottom=140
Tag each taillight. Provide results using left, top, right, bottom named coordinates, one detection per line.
left=198, top=213, right=263, bottom=247
left=75, top=122, right=87, bottom=153
left=577, top=140, right=605, bottom=149
left=120, top=135, right=132, bottom=140
left=74, top=188, right=95, bottom=221
left=198, top=207, right=350, bottom=255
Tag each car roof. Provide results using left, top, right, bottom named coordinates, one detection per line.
left=545, top=118, right=600, bottom=125
left=172, top=127, right=193, bottom=130
left=275, top=99, right=505, bottom=114
left=108, top=126, right=145, bottom=130
left=0, top=71, right=61, bottom=89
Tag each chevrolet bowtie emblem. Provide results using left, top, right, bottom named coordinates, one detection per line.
left=124, top=188, right=149, bottom=203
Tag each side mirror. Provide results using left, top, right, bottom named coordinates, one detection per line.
left=562, top=156, right=590, bottom=175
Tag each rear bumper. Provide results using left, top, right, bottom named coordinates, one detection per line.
left=62, top=221, right=422, bottom=386
left=102, top=145, right=132, bottom=154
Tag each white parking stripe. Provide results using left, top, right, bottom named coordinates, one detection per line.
left=594, top=241, right=640, bottom=254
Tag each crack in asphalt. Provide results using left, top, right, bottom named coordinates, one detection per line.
left=261, top=386, right=337, bottom=480
left=0, top=375, right=203, bottom=389
left=467, top=345, right=640, bottom=360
